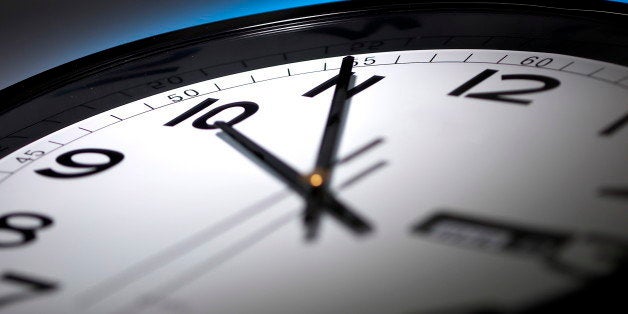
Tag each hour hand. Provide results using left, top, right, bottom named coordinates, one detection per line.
left=215, top=121, right=371, bottom=235
left=215, top=121, right=310, bottom=195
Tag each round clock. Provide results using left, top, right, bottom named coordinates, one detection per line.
left=0, top=1, right=626, bottom=313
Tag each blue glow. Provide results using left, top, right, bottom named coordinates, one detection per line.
left=607, top=0, right=628, bottom=3
left=146, top=0, right=344, bottom=37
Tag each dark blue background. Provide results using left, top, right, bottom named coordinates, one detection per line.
left=0, top=0, right=340, bottom=90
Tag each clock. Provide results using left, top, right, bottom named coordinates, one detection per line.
left=0, top=1, right=626, bottom=313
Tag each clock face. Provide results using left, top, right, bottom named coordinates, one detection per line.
left=1, top=48, right=627, bottom=313
left=0, top=2, right=627, bottom=313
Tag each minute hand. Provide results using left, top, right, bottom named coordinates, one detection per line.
left=214, top=121, right=370, bottom=234
left=314, top=55, right=355, bottom=175
left=304, top=56, right=360, bottom=237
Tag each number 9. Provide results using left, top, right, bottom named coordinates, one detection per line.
left=35, top=148, right=124, bottom=179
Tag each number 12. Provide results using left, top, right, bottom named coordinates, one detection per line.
left=449, top=69, right=560, bottom=105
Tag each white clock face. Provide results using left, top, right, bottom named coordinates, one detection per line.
left=0, top=49, right=627, bottom=313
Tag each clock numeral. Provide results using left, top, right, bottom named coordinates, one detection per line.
left=165, top=97, right=259, bottom=129
left=520, top=56, right=553, bottom=67
left=15, top=150, right=45, bottom=164
left=0, top=271, right=58, bottom=309
left=0, top=213, right=53, bottom=248
left=35, top=148, right=124, bottom=179
left=448, top=69, right=560, bottom=105
left=192, top=101, right=258, bottom=130
left=164, top=98, right=218, bottom=126
left=352, top=56, right=376, bottom=66
left=448, top=69, right=498, bottom=96
left=302, top=73, right=384, bottom=98
left=167, top=89, right=199, bottom=102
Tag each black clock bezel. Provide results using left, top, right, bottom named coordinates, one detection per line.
left=0, top=1, right=626, bottom=312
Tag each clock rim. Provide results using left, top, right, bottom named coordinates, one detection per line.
left=0, top=0, right=626, bottom=158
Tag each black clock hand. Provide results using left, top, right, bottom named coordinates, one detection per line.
left=215, top=121, right=309, bottom=194
left=214, top=121, right=370, bottom=235
left=314, top=56, right=354, bottom=174
left=304, top=55, right=357, bottom=239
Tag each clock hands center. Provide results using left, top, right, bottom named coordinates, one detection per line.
left=215, top=121, right=371, bottom=237
left=215, top=56, right=373, bottom=239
